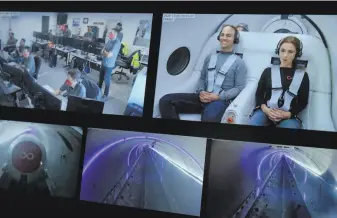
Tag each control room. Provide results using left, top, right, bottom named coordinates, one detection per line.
left=0, top=12, right=151, bottom=116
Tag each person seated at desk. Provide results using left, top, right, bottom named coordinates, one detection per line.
left=83, top=26, right=94, bottom=41
left=13, top=38, right=26, bottom=63
left=21, top=47, right=36, bottom=78
left=4, top=32, right=17, bottom=54
left=54, top=68, right=86, bottom=98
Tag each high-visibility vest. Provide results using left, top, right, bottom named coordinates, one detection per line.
left=131, top=51, right=140, bottom=69
left=121, top=42, right=128, bottom=56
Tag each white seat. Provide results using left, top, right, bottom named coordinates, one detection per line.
left=223, top=32, right=335, bottom=131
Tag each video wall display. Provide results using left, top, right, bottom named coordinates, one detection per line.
left=0, top=11, right=152, bottom=117
left=0, top=7, right=336, bottom=218
left=154, top=14, right=337, bottom=133
left=0, top=120, right=83, bottom=198
left=206, top=139, right=337, bottom=218
left=80, top=128, right=207, bottom=216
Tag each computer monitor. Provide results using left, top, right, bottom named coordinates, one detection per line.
left=33, top=31, right=39, bottom=38
left=40, top=34, right=49, bottom=41
left=1, top=63, right=25, bottom=87
left=62, top=37, right=74, bottom=47
left=72, top=39, right=83, bottom=50
left=21, top=71, right=35, bottom=93
left=0, top=53, right=9, bottom=65
left=82, top=41, right=93, bottom=53
left=36, top=32, right=44, bottom=40
left=66, top=95, right=104, bottom=114
left=96, top=38, right=105, bottom=44
left=91, top=47, right=102, bottom=56
left=27, top=81, right=62, bottom=110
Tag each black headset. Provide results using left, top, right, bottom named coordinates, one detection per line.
left=275, top=36, right=303, bottom=58
left=217, top=24, right=240, bottom=44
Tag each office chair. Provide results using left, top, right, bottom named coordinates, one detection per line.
left=33, top=56, right=42, bottom=80
left=80, top=77, right=102, bottom=100
left=3, top=44, right=17, bottom=54
left=113, top=50, right=141, bottom=81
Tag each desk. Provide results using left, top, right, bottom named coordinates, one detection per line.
left=0, top=78, right=21, bottom=95
left=56, top=46, right=77, bottom=67
left=140, top=61, right=148, bottom=67
left=42, top=84, right=67, bottom=111
left=127, top=67, right=147, bottom=108
left=35, top=41, right=48, bottom=46
left=70, top=52, right=102, bottom=72
left=33, top=41, right=48, bottom=52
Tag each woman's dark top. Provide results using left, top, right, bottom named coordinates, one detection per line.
left=255, top=67, right=310, bottom=117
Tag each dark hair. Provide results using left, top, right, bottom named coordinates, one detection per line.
left=117, top=22, right=122, bottom=27
left=278, top=36, right=302, bottom=57
left=67, top=68, right=81, bottom=80
left=218, top=24, right=240, bottom=44
left=23, top=46, right=31, bottom=52
left=21, top=38, right=26, bottom=43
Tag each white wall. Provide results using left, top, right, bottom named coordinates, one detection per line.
left=66, top=13, right=152, bottom=56
left=0, top=12, right=152, bottom=56
left=0, top=17, right=10, bottom=46
left=0, top=12, right=57, bottom=47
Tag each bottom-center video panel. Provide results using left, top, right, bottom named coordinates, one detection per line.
left=80, top=128, right=207, bottom=217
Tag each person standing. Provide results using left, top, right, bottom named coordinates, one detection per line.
left=98, top=28, right=121, bottom=101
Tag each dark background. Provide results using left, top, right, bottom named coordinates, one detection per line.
left=1, top=1, right=337, bottom=218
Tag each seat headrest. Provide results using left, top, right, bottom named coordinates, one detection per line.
left=271, top=57, right=308, bottom=68
left=237, top=32, right=326, bottom=61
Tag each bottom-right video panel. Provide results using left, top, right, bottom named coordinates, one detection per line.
left=206, top=139, right=337, bottom=218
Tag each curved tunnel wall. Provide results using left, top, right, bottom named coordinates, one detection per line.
left=40, top=124, right=82, bottom=198
left=83, top=129, right=206, bottom=178
left=207, top=140, right=337, bottom=218
left=80, top=129, right=206, bottom=216
left=295, top=146, right=337, bottom=185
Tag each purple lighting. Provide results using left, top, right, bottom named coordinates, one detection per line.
left=82, top=135, right=203, bottom=176
left=127, top=142, right=147, bottom=166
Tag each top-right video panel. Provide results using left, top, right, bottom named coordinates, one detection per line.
left=153, top=14, right=337, bottom=132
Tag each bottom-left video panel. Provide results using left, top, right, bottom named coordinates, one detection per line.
left=0, top=120, right=83, bottom=198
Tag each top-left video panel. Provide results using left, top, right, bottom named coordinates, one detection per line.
left=0, top=11, right=152, bottom=117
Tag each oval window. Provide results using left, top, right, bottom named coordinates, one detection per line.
left=166, top=47, right=190, bottom=76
